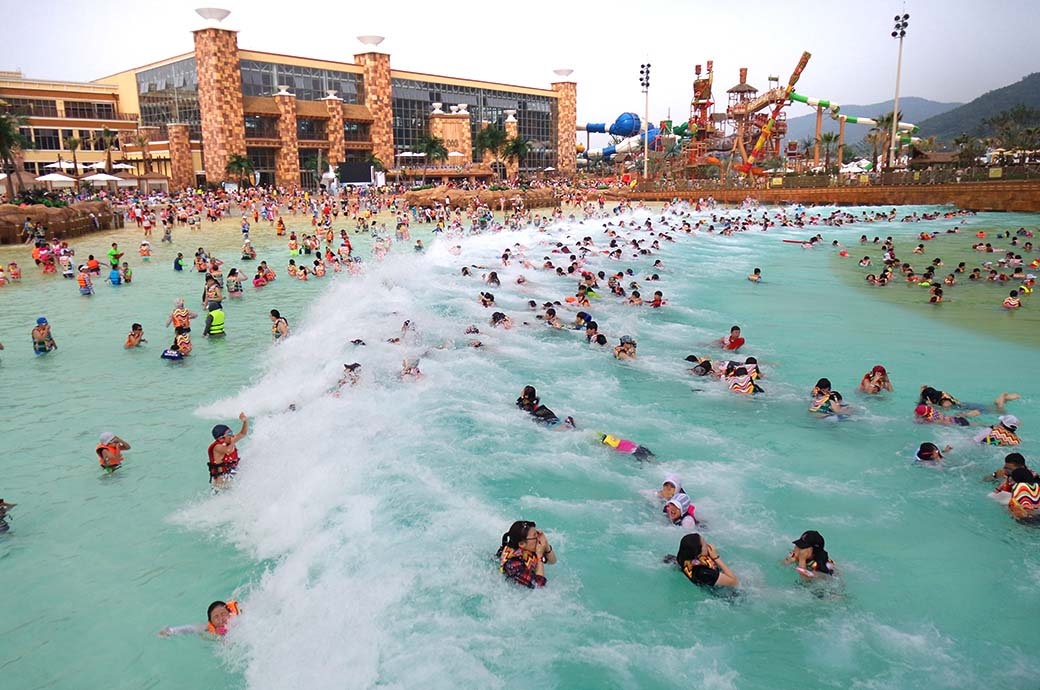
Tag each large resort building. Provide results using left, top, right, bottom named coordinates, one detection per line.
left=1, top=10, right=578, bottom=190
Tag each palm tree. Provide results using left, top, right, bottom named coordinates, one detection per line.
left=953, top=133, right=983, bottom=170
left=415, top=133, right=447, bottom=184
left=225, top=153, right=255, bottom=186
left=132, top=132, right=151, bottom=175
left=475, top=125, right=508, bottom=177
left=96, top=127, right=118, bottom=173
left=502, top=136, right=530, bottom=179
left=0, top=101, right=30, bottom=202
left=365, top=152, right=386, bottom=172
left=818, top=131, right=839, bottom=173
left=63, top=135, right=82, bottom=179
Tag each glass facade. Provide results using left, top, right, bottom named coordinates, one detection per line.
left=343, top=122, right=369, bottom=142
left=136, top=58, right=201, bottom=136
left=63, top=101, right=116, bottom=119
left=4, top=97, right=58, bottom=117
left=296, top=118, right=326, bottom=140
left=244, top=115, right=279, bottom=139
left=33, top=128, right=61, bottom=150
left=240, top=60, right=360, bottom=103
left=390, top=78, right=556, bottom=171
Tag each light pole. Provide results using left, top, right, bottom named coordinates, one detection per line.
left=889, top=13, right=909, bottom=170
left=639, top=63, right=651, bottom=180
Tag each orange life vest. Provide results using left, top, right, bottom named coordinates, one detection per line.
left=206, top=600, right=240, bottom=635
left=77, top=273, right=89, bottom=288
left=984, top=425, right=1021, bottom=446
left=96, top=443, right=123, bottom=468
left=172, top=309, right=191, bottom=329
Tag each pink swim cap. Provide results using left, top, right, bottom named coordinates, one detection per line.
left=914, top=404, right=929, bottom=416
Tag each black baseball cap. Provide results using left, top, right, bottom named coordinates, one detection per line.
left=793, top=530, right=825, bottom=549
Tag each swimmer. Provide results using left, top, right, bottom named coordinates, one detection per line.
left=401, top=359, right=423, bottom=379
left=914, top=442, right=951, bottom=464
left=31, top=317, right=57, bottom=354
left=270, top=309, right=290, bottom=342
left=748, top=267, right=762, bottom=282
left=685, top=355, right=714, bottom=377
left=649, top=290, right=665, bottom=308
left=658, top=474, right=684, bottom=500
left=783, top=530, right=835, bottom=578
left=96, top=432, right=131, bottom=471
left=973, top=415, right=1021, bottom=446
left=203, top=302, right=226, bottom=337
left=167, top=299, right=197, bottom=334
left=490, top=312, right=514, bottom=329
left=208, top=413, right=248, bottom=488
left=0, top=497, right=15, bottom=533
left=496, top=520, right=556, bottom=588
left=614, top=335, right=637, bottom=360
left=1007, top=468, right=1040, bottom=522
left=668, top=533, right=739, bottom=588
left=914, top=403, right=972, bottom=427
left=124, top=323, right=147, bottom=348
left=663, top=493, right=697, bottom=528
left=919, top=386, right=1018, bottom=414
left=159, top=600, right=241, bottom=638
left=859, top=365, right=893, bottom=394
left=1003, top=290, right=1021, bottom=309
left=516, top=385, right=575, bottom=428
left=599, top=433, right=655, bottom=461
left=719, top=325, right=745, bottom=351
left=991, top=452, right=1037, bottom=493
left=338, top=362, right=362, bottom=388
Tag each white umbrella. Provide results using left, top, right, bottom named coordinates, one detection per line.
left=85, top=162, right=108, bottom=170
left=36, top=172, right=76, bottom=182
left=44, top=161, right=77, bottom=170
left=81, top=172, right=123, bottom=182
left=397, top=152, right=415, bottom=158
left=447, top=151, right=465, bottom=158
left=112, top=162, right=136, bottom=170
left=544, top=167, right=556, bottom=171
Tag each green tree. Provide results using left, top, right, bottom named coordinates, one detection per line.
left=225, top=153, right=255, bottom=186
left=475, top=125, right=508, bottom=177
left=502, top=136, right=530, bottom=179
left=95, top=127, right=118, bottom=173
left=818, top=131, right=840, bottom=173
left=63, top=135, right=82, bottom=179
left=415, top=133, right=447, bottom=184
left=953, top=133, right=983, bottom=169
left=365, top=152, right=386, bottom=172
left=132, top=133, right=153, bottom=174
left=0, top=101, right=30, bottom=202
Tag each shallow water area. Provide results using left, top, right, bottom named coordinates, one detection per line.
left=1, top=203, right=1038, bottom=690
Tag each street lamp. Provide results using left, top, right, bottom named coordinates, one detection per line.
left=639, top=63, right=651, bottom=180
left=889, top=13, right=909, bottom=170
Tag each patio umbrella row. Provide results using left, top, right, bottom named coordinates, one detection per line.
left=43, top=161, right=136, bottom=171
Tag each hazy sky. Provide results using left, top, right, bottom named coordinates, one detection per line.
left=4, top=0, right=1038, bottom=130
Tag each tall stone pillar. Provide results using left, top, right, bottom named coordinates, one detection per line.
left=274, top=91, right=300, bottom=189
left=552, top=81, right=577, bottom=177
left=355, top=52, right=393, bottom=166
left=168, top=123, right=194, bottom=190
left=323, top=94, right=346, bottom=168
left=193, top=27, right=246, bottom=183
left=429, top=104, right=472, bottom=163
left=504, top=110, right=519, bottom=181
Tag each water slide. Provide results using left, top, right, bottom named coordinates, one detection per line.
left=789, top=92, right=919, bottom=134
left=579, top=113, right=661, bottom=161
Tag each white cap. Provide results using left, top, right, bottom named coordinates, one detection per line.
left=999, top=415, right=1020, bottom=429
left=99, top=431, right=116, bottom=445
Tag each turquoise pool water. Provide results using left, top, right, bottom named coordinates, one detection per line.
left=1, top=204, right=1037, bottom=690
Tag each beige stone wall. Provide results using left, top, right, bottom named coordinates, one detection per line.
left=552, top=81, right=577, bottom=177
left=504, top=117, right=519, bottom=181
left=274, top=94, right=300, bottom=189
left=429, top=113, right=472, bottom=161
left=168, top=123, right=194, bottom=190
left=356, top=52, right=393, bottom=166
left=194, top=28, right=246, bottom=184
left=325, top=99, right=346, bottom=167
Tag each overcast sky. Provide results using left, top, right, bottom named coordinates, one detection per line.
left=5, top=0, right=1038, bottom=130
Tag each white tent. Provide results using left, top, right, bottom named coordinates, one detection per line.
left=81, top=172, right=123, bottom=184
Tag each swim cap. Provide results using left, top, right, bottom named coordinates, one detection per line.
left=620, top=335, right=635, bottom=345
left=211, top=424, right=232, bottom=440
left=914, top=404, right=930, bottom=417
left=99, top=431, right=115, bottom=445
left=36, top=317, right=47, bottom=325
left=999, top=415, right=1020, bottom=430
left=662, top=473, right=682, bottom=490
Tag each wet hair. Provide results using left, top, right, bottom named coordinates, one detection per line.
left=1006, top=452, right=1026, bottom=467
left=501, top=520, right=535, bottom=550
left=594, top=334, right=608, bottom=345
left=919, top=387, right=942, bottom=404
left=815, top=378, right=831, bottom=391
left=131, top=323, right=142, bottom=331
left=730, top=325, right=741, bottom=333
left=207, top=601, right=228, bottom=622
left=1010, top=467, right=1037, bottom=485
left=270, top=309, right=281, bottom=319
left=676, top=533, right=704, bottom=563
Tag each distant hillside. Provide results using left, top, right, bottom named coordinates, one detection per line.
left=785, top=97, right=961, bottom=146
left=914, top=72, right=1040, bottom=142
